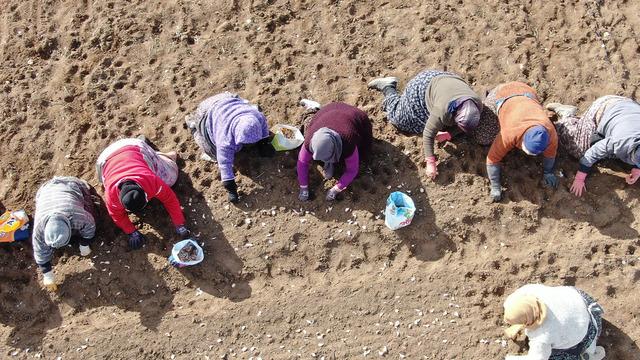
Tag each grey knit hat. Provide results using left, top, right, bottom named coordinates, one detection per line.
left=44, top=214, right=72, bottom=248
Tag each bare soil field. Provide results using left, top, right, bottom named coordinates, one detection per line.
left=1, top=0, right=639, bottom=358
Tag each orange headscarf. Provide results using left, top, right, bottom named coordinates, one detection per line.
left=503, top=293, right=548, bottom=340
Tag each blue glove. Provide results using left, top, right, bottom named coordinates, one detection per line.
left=176, top=225, right=191, bottom=239
left=543, top=173, right=558, bottom=188
left=128, top=231, right=145, bottom=250
left=542, top=157, right=558, bottom=189
left=486, top=164, right=502, bottom=202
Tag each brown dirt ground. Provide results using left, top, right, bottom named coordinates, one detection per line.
left=1, top=0, right=639, bottom=359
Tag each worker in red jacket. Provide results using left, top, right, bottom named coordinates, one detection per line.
left=97, top=138, right=190, bottom=249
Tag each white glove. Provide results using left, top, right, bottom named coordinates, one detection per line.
left=42, top=271, right=57, bottom=292
left=325, top=185, right=342, bottom=201
left=79, top=244, right=92, bottom=257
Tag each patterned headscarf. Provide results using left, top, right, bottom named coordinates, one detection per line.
left=452, top=98, right=481, bottom=132
left=233, top=114, right=269, bottom=145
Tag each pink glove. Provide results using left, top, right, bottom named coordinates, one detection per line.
left=570, top=171, right=588, bottom=197
left=435, top=131, right=452, bottom=143
left=426, top=156, right=438, bottom=180
left=626, top=168, right=640, bottom=185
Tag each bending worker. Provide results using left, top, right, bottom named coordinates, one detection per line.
left=97, top=138, right=190, bottom=249
left=186, top=92, right=274, bottom=203
left=547, top=96, right=640, bottom=196
left=297, top=102, right=373, bottom=201
left=368, top=69, right=482, bottom=180
left=485, top=82, right=559, bottom=201
left=32, top=176, right=96, bottom=291
left=503, top=284, right=605, bottom=360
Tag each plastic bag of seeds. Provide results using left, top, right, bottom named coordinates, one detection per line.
left=271, top=124, right=304, bottom=151
left=384, top=192, right=416, bottom=230
left=168, top=239, right=204, bottom=267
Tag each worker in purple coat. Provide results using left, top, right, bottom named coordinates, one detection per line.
left=186, top=92, right=274, bottom=203
left=297, top=102, right=373, bottom=201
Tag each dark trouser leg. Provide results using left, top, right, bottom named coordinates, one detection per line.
left=192, top=117, right=217, bottom=161
left=382, top=86, right=397, bottom=97
left=555, top=115, right=595, bottom=160
left=381, top=87, right=419, bottom=133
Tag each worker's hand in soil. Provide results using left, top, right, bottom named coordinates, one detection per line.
left=176, top=225, right=191, bottom=239
left=486, top=164, right=502, bottom=202
left=42, top=271, right=57, bottom=292
left=570, top=171, right=587, bottom=197
left=169, top=257, right=187, bottom=268
left=223, top=180, right=240, bottom=203
left=128, top=230, right=145, bottom=250
left=326, top=185, right=342, bottom=201
left=257, top=138, right=276, bottom=157
left=425, top=156, right=438, bottom=180
left=298, top=186, right=309, bottom=201
left=626, top=168, right=640, bottom=185
left=435, top=131, right=452, bottom=143
left=543, top=173, right=559, bottom=188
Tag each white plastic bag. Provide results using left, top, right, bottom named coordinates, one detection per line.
left=156, top=153, right=179, bottom=187
left=168, top=239, right=204, bottom=267
left=384, top=192, right=416, bottom=230
left=271, top=124, right=304, bottom=151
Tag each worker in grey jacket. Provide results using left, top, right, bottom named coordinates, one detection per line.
left=368, top=69, right=482, bottom=180
left=549, top=96, right=640, bottom=196
left=32, top=177, right=97, bottom=291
